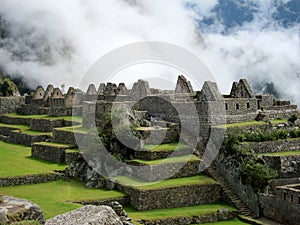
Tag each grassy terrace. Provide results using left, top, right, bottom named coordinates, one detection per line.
left=34, top=142, right=76, bottom=148
left=4, top=113, right=83, bottom=124
left=0, top=141, right=66, bottom=177
left=143, top=143, right=190, bottom=152
left=215, top=119, right=288, bottom=128
left=125, top=203, right=236, bottom=225
left=0, top=123, right=52, bottom=135
left=129, top=155, right=200, bottom=165
left=55, top=125, right=91, bottom=134
left=0, top=179, right=126, bottom=219
left=113, top=175, right=217, bottom=190
left=259, top=150, right=300, bottom=157
left=197, top=218, right=249, bottom=225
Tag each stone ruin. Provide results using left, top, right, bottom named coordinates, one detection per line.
left=0, top=75, right=297, bottom=131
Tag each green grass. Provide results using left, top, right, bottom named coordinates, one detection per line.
left=0, top=179, right=126, bottom=219
left=135, top=127, right=169, bottom=131
left=34, top=142, right=76, bottom=148
left=196, top=218, right=249, bottom=225
left=259, top=150, right=300, bottom=157
left=143, top=143, right=190, bottom=152
left=220, top=119, right=288, bottom=128
left=4, top=113, right=82, bottom=124
left=0, top=123, right=52, bottom=136
left=0, top=141, right=66, bottom=177
left=55, top=125, right=90, bottom=134
left=65, top=148, right=80, bottom=153
left=125, top=203, right=236, bottom=224
left=113, top=175, right=217, bottom=190
left=129, top=155, right=200, bottom=165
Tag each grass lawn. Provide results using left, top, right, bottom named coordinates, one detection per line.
left=34, top=142, right=76, bottom=148
left=259, top=150, right=300, bottom=157
left=4, top=113, right=83, bottom=124
left=196, top=218, right=250, bottom=225
left=0, top=179, right=126, bottom=219
left=113, top=174, right=217, bottom=190
left=143, top=143, right=190, bottom=152
left=0, top=141, right=66, bottom=177
left=129, top=155, right=200, bottom=165
left=55, top=125, right=91, bottom=134
left=221, top=119, right=288, bottom=128
left=0, top=123, right=52, bottom=136
left=125, top=203, right=236, bottom=224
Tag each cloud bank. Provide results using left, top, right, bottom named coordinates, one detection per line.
left=0, top=0, right=299, bottom=105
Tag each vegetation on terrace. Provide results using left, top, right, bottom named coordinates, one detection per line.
left=113, top=175, right=217, bottom=190
left=143, top=143, right=190, bottom=151
left=223, top=129, right=278, bottom=192
left=125, top=203, right=236, bottom=225
left=0, top=179, right=126, bottom=219
left=259, top=150, right=300, bottom=157
left=129, top=155, right=200, bottom=165
left=0, top=141, right=66, bottom=177
left=4, top=113, right=83, bottom=123
left=0, top=123, right=52, bottom=135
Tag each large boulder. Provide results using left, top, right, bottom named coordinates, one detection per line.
left=45, top=205, right=123, bottom=225
left=0, top=196, right=44, bottom=224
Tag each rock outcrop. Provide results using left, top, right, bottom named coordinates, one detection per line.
left=0, top=196, right=44, bottom=224
left=45, top=205, right=123, bottom=225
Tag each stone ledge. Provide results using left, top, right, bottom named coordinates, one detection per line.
left=128, top=158, right=200, bottom=182
left=139, top=210, right=236, bottom=225
left=0, top=115, right=31, bottom=125
left=134, top=148, right=193, bottom=161
left=0, top=173, right=63, bottom=187
left=116, top=182, right=221, bottom=211
left=245, top=138, right=300, bottom=154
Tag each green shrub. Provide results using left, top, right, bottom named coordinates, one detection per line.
left=290, top=129, right=300, bottom=138
left=288, top=114, right=298, bottom=124
left=240, top=162, right=278, bottom=192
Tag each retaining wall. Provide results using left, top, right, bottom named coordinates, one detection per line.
left=245, top=138, right=300, bottom=154
left=0, top=173, right=63, bottom=187
left=117, top=183, right=221, bottom=211
left=259, top=194, right=300, bottom=225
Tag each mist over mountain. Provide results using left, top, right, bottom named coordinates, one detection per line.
left=0, top=0, right=299, bottom=104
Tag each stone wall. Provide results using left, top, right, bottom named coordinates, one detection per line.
left=0, top=115, right=31, bottom=125
left=16, top=105, right=49, bottom=115
left=32, top=143, right=74, bottom=164
left=52, top=129, right=80, bottom=145
left=134, top=148, right=193, bottom=161
left=0, top=97, right=25, bottom=115
left=139, top=211, right=236, bottom=225
left=216, top=153, right=260, bottom=217
left=129, top=159, right=200, bottom=182
left=224, top=98, right=257, bottom=116
left=117, top=183, right=221, bottom=211
left=7, top=131, right=52, bottom=146
left=259, top=194, right=300, bottom=225
left=263, top=155, right=300, bottom=178
left=29, top=118, right=78, bottom=132
left=245, top=138, right=300, bottom=154
left=0, top=173, right=62, bottom=187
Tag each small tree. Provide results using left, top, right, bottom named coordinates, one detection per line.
left=0, top=78, right=14, bottom=96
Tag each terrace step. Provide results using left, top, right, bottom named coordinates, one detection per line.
left=127, top=155, right=201, bottom=181
left=52, top=126, right=89, bottom=145
left=206, top=165, right=257, bottom=219
left=113, top=175, right=221, bottom=211
left=126, top=203, right=237, bottom=225
left=134, top=143, right=193, bottom=161
left=0, top=115, right=31, bottom=125
left=32, top=142, right=77, bottom=164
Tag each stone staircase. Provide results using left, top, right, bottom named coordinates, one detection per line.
left=207, top=165, right=257, bottom=218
